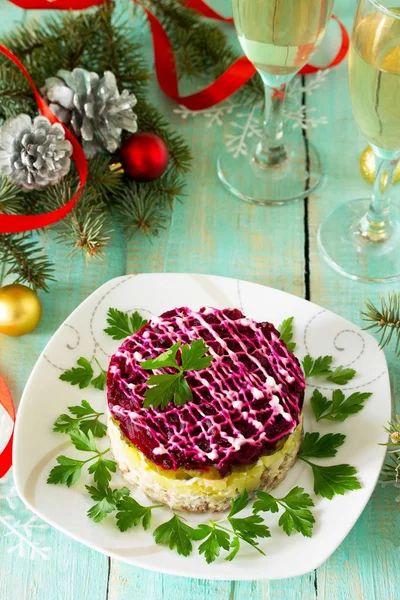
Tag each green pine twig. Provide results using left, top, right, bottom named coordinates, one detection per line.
left=0, top=234, right=55, bottom=291
left=362, top=293, right=400, bottom=355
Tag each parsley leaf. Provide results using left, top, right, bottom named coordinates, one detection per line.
left=191, top=491, right=270, bottom=564
left=142, top=373, right=181, bottom=409
left=310, top=389, right=372, bottom=422
left=302, top=355, right=333, bottom=378
left=60, top=357, right=93, bottom=388
left=228, top=489, right=250, bottom=517
left=86, top=485, right=130, bottom=523
left=141, top=342, right=182, bottom=370
left=79, top=418, right=107, bottom=438
left=91, top=365, right=107, bottom=391
left=310, top=389, right=331, bottom=421
left=229, top=515, right=270, bottom=547
left=141, top=339, right=212, bottom=408
left=48, top=425, right=114, bottom=490
left=278, top=316, right=296, bottom=352
left=302, top=355, right=357, bottom=385
left=104, top=308, right=148, bottom=340
left=180, top=339, right=213, bottom=371
left=59, top=357, right=107, bottom=391
left=88, top=457, right=117, bottom=488
left=53, top=400, right=107, bottom=438
left=195, top=524, right=231, bottom=564
left=68, top=400, right=100, bottom=418
left=252, top=493, right=279, bottom=514
left=153, top=515, right=197, bottom=557
left=69, top=428, right=97, bottom=452
left=174, top=378, right=192, bottom=406
left=227, top=491, right=270, bottom=556
left=327, top=366, right=357, bottom=385
left=47, top=456, right=84, bottom=487
left=225, top=537, right=241, bottom=561
left=116, top=496, right=162, bottom=532
left=309, top=463, right=361, bottom=500
left=299, top=432, right=346, bottom=458
left=254, top=487, right=315, bottom=538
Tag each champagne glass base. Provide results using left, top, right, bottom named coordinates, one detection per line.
left=217, top=138, right=323, bottom=206
left=318, top=198, right=400, bottom=282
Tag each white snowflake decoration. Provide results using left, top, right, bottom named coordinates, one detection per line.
left=225, top=104, right=262, bottom=159
left=0, top=471, right=52, bottom=561
left=174, top=100, right=244, bottom=128
left=174, top=71, right=330, bottom=158
left=1, top=515, right=51, bottom=560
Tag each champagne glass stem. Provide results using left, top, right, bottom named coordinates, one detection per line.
left=359, top=153, right=398, bottom=242
left=254, top=79, right=287, bottom=168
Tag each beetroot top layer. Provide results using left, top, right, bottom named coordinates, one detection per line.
left=107, top=307, right=305, bottom=476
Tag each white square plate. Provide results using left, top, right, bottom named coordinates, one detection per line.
left=13, top=274, right=390, bottom=580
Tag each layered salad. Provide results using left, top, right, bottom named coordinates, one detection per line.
left=107, top=307, right=305, bottom=512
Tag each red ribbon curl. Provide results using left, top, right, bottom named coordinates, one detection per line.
left=0, top=375, right=15, bottom=478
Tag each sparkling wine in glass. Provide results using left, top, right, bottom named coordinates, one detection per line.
left=319, top=0, right=400, bottom=281
left=217, top=0, right=334, bottom=205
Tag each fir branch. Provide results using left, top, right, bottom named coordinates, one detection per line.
left=362, top=293, right=400, bottom=355
left=137, top=169, right=186, bottom=210
left=0, top=178, right=27, bottom=215
left=0, top=234, right=55, bottom=291
left=85, top=155, right=124, bottom=206
left=380, top=416, right=400, bottom=484
left=380, top=454, right=400, bottom=484
left=43, top=179, right=112, bottom=260
left=115, top=183, right=168, bottom=236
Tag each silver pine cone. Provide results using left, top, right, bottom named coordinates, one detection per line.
left=0, top=114, right=72, bottom=190
left=42, top=68, right=138, bottom=157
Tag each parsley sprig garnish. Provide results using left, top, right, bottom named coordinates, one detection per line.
left=60, top=357, right=107, bottom=391
left=191, top=491, right=271, bottom=563
left=116, top=496, right=164, bottom=532
left=302, top=355, right=356, bottom=385
left=299, top=432, right=346, bottom=458
left=53, top=399, right=107, bottom=438
left=141, top=339, right=213, bottom=408
left=48, top=427, right=116, bottom=488
left=86, top=485, right=130, bottom=523
left=311, top=389, right=372, bottom=422
left=253, top=487, right=315, bottom=538
left=153, top=515, right=198, bottom=557
left=278, top=316, right=296, bottom=352
left=298, top=432, right=361, bottom=500
left=104, top=308, right=148, bottom=340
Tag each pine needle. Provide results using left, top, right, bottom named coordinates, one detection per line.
left=0, top=234, right=55, bottom=291
left=361, top=293, right=400, bottom=355
left=115, top=184, right=168, bottom=237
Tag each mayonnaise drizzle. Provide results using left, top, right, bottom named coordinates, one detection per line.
left=107, top=307, right=305, bottom=474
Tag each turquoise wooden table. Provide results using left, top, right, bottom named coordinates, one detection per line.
left=1, top=1, right=399, bottom=598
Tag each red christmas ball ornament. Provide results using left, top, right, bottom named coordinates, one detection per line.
left=119, top=132, right=169, bottom=182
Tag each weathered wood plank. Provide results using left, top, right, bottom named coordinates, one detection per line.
left=306, top=1, right=400, bottom=599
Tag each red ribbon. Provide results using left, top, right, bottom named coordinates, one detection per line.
left=0, top=0, right=349, bottom=234
left=0, top=375, right=15, bottom=478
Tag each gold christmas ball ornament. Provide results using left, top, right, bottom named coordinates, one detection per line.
left=360, top=146, right=400, bottom=186
left=0, top=284, right=42, bottom=337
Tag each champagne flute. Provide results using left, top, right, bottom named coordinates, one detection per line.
left=319, top=0, right=400, bottom=281
left=217, top=0, right=334, bottom=205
